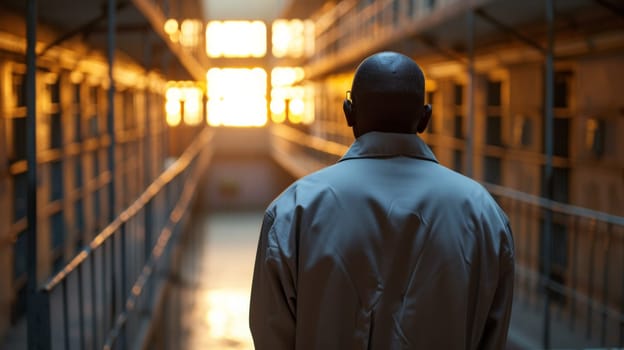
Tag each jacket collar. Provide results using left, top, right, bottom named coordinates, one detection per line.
left=339, top=131, right=438, bottom=163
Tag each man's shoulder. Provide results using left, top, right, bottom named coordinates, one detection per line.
left=266, top=165, right=341, bottom=213
left=427, top=163, right=489, bottom=198
left=427, top=165, right=508, bottom=219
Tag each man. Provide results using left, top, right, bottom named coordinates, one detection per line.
left=250, top=51, right=514, bottom=349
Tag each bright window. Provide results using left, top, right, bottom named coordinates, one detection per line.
left=206, top=21, right=267, bottom=58
left=206, top=68, right=267, bottom=127
left=272, top=19, right=314, bottom=58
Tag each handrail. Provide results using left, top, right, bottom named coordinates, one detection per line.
left=272, top=124, right=349, bottom=157
left=102, top=146, right=203, bottom=349
left=483, top=182, right=624, bottom=228
left=43, top=128, right=213, bottom=291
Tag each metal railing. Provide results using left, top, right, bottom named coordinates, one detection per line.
left=29, top=128, right=213, bottom=350
left=270, top=124, right=624, bottom=349
left=484, top=182, right=624, bottom=348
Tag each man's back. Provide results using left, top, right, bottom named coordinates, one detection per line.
left=250, top=132, right=514, bottom=349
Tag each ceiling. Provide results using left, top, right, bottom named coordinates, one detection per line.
left=203, top=0, right=286, bottom=21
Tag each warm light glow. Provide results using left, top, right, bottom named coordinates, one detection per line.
left=272, top=19, right=313, bottom=58
left=271, top=112, right=286, bottom=124
left=270, top=67, right=313, bottom=124
left=206, top=68, right=267, bottom=127
left=288, top=113, right=303, bottom=124
left=165, top=81, right=205, bottom=127
left=289, top=98, right=305, bottom=116
left=180, top=19, right=202, bottom=49
left=166, top=86, right=181, bottom=101
left=203, top=289, right=253, bottom=347
left=586, top=118, right=601, bottom=149
left=164, top=19, right=179, bottom=35
left=70, top=71, right=83, bottom=84
left=270, top=99, right=286, bottom=115
left=182, top=87, right=203, bottom=126
left=206, top=21, right=267, bottom=58
left=271, top=67, right=304, bottom=87
left=165, top=100, right=182, bottom=126
left=303, top=83, right=315, bottom=124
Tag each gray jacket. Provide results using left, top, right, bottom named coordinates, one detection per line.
left=250, top=132, right=514, bottom=350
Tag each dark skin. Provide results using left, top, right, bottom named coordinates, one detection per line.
left=343, top=51, right=432, bottom=138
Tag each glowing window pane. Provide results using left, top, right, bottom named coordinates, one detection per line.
left=272, top=19, right=313, bottom=58
left=166, top=82, right=205, bottom=127
left=206, top=21, right=267, bottom=58
left=269, top=66, right=313, bottom=125
left=182, top=87, right=203, bottom=126
left=180, top=20, right=203, bottom=49
left=270, top=99, right=286, bottom=115
left=303, top=84, right=315, bottom=125
left=165, top=100, right=181, bottom=126
left=206, top=68, right=267, bottom=127
left=289, top=98, right=304, bottom=117
left=271, top=67, right=302, bottom=87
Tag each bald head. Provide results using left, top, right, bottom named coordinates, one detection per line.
left=343, top=52, right=431, bottom=137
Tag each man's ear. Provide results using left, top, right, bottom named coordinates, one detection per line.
left=343, top=99, right=355, bottom=126
left=416, top=104, right=432, bottom=134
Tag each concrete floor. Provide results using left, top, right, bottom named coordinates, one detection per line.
left=172, top=210, right=263, bottom=350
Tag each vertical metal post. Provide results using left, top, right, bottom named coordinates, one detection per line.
left=542, top=0, right=555, bottom=348
left=143, top=34, right=153, bottom=268
left=600, top=226, right=612, bottom=346
left=465, top=9, right=475, bottom=178
left=143, top=33, right=153, bottom=185
left=107, top=0, right=116, bottom=221
left=26, top=1, right=52, bottom=349
left=120, top=224, right=127, bottom=350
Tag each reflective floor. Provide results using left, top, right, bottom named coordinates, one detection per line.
left=172, top=211, right=262, bottom=350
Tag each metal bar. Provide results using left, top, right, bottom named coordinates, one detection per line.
left=521, top=202, right=532, bottom=305
left=103, top=239, right=110, bottom=345
left=474, top=8, right=545, bottom=54
left=465, top=9, right=475, bottom=178
left=569, top=216, right=579, bottom=330
left=145, top=200, right=153, bottom=270
left=600, top=223, right=612, bottom=346
left=621, top=233, right=624, bottom=346
left=111, top=232, right=117, bottom=345
left=542, top=1, right=555, bottom=348
left=143, top=31, right=154, bottom=276
left=120, top=223, right=128, bottom=350
left=90, top=250, right=98, bottom=349
left=62, top=280, right=70, bottom=350
left=25, top=0, right=52, bottom=349
left=513, top=201, right=523, bottom=302
left=587, top=220, right=598, bottom=339
left=78, top=265, right=86, bottom=350
left=107, top=0, right=117, bottom=222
